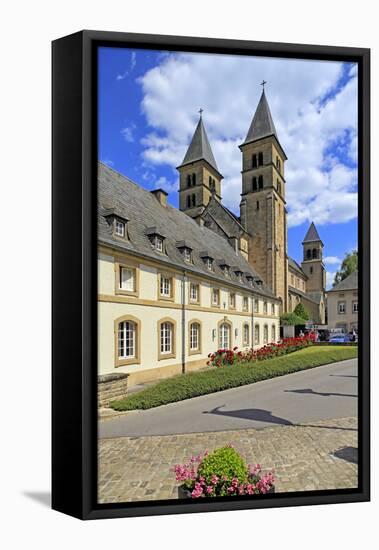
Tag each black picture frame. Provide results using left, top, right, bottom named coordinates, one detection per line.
left=52, top=30, right=370, bottom=520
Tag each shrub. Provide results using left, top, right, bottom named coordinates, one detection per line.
left=280, top=312, right=306, bottom=326
left=293, top=303, right=310, bottom=320
left=207, top=336, right=312, bottom=367
left=197, top=447, right=248, bottom=485
left=174, top=446, right=275, bottom=498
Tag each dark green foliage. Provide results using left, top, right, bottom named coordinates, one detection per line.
left=110, top=346, right=357, bottom=411
left=334, top=249, right=358, bottom=285
left=197, top=447, right=248, bottom=484
left=293, top=302, right=309, bottom=320
left=280, top=312, right=306, bottom=326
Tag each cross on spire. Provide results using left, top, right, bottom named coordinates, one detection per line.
left=260, top=80, right=267, bottom=89
left=198, top=108, right=204, bottom=118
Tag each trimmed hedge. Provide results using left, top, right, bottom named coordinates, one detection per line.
left=110, top=345, right=358, bottom=411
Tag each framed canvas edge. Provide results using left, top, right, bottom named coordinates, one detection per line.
left=52, top=30, right=370, bottom=520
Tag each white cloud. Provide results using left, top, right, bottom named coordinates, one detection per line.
left=324, top=256, right=341, bottom=265
left=326, top=270, right=337, bottom=290
left=121, top=123, right=136, bottom=143
left=154, top=175, right=177, bottom=194
left=116, top=51, right=137, bottom=80
left=137, top=52, right=358, bottom=227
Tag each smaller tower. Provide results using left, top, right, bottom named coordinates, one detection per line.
left=301, top=222, right=326, bottom=292
left=178, top=110, right=223, bottom=220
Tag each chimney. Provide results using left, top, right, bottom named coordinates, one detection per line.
left=151, top=188, right=168, bottom=206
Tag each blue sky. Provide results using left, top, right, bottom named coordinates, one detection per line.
left=98, top=47, right=358, bottom=289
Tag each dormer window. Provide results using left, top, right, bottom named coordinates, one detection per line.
left=176, top=241, right=193, bottom=263
left=234, top=269, right=243, bottom=282
left=145, top=227, right=165, bottom=253
left=200, top=252, right=214, bottom=271
left=246, top=274, right=254, bottom=286
left=220, top=264, right=230, bottom=277
left=154, top=235, right=163, bottom=252
left=103, top=209, right=129, bottom=240
left=115, top=219, right=125, bottom=237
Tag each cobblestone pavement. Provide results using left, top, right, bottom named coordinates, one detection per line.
left=98, top=417, right=358, bottom=503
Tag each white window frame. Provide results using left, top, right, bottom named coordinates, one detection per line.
left=183, top=247, right=192, bottom=263
left=263, top=324, right=269, bottom=344
left=271, top=324, right=276, bottom=342
left=119, top=266, right=135, bottom=292
left=160, top=275, right=172, bottom=297
left=154, top=235, right=163, bottom=252
left=118, top=320, right=136, bottom=359
left=212, top=288, right=220, bottom=306
left=160, top=322, right=173, bottom=354
left=254, top=299, right=259, bottom=313
left=243, top=296, right=249, bottom=311
left=264, top=301, right=268, bottom=314
left=219, top=323, right=230, bottom=349
left=338, top=301, right=346, bottom=314
left=115, top=219, right=125, bottom=237
left=229, top=293, right=236, bottom=308
left=190, top=322, right=200, bottom=351
left=271, top=303, right=275, bottom=315
left=189, top=282, right=199, bottom=302
left=205, top=257, right=213, bottom=271
left=352, top=301, right=358, bottom=313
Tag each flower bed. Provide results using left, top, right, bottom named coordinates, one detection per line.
left=174, top=446, right=275, bottom=498
left=207, top=336, right=313, bottom=368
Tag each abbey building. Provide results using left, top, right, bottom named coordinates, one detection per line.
left=97, top=87, right=326, bottom=403
left=178, top=89, right=326, bottom=324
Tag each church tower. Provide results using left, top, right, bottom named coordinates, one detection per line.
left=301, top=222, right=326, bottom=292
left=178, top=111, right=223, bottom=220
left=239, top=86, right=288, bottom=311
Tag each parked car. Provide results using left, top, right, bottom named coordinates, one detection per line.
left=328, top=333, right=351, bottom=343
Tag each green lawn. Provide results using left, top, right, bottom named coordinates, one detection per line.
left=110, top=345, right=358, bottom=411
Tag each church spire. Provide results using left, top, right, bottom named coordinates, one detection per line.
left=242, top=88, right=279, bottom=145
left=178, top=111, right=221, bottom=174
left=302, top=222, right=323, bottom=245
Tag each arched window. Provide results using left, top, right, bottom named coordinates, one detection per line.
left=115, top=315, right=140, bottom=366
left=252, top=177, right=258, bottom=191
left=192, top=173, right=196, bottom=186
left=158, top=319, right=175, bottom=358
left=271, top=324, right=276, bottom=342
left=263, top=324, right=269, bottom=344
left=277, top=180, right=282, bottom=195
left=186, top=195, right=191, bottom=208
left=258, top=175, right=263, bottom=189
left=219, top=322, right=231, bottom=349
left=310, top=266, right=313, bottom=274
left=191, top=194, right=196, bottom=207
left=252, top=154, right=257, bottom=168
left=258, top=152, right=263, bottom=166
left=189, top=321, right=201, bottom=353
left=306, top=249, right=312, bottom=260
left=312, top=248, right=318, bottom=259
left=243, top=323, right=250, bottom=347
left=254, top=324, right=260, bottom=346
left=186, top=174, right=191, bottom=188
left=118, top=320, right=136, bottom=359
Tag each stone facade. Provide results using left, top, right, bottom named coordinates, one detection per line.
left=327, top=272, right=358, bottom=332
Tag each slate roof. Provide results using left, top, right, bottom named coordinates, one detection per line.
left=288, top=285, right=319, bottom=304
left=303, top=222, right=322, bottom=244
left=98, top=162, right=276, bottom=299
left=328, top=271, right=358, bottom=292
left=288, top=257, right=307, bottom=278
left=202, top=195, right=246, bottom=238
left=178, top=116, right=221, bottom=175
left=243, top=90, right=279, bottom=145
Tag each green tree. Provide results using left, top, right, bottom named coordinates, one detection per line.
left=293, top=302, right=309, bottom=320
left=280, top=312, right=306, bottom=326
left=334, top=249, right=358, bottom=286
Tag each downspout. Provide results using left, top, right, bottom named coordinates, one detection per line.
left=251, top=291, right=255, bottom=348
left=181, top=270, right=187, bottom=374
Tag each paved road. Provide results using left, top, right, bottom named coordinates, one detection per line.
left=99, top=359, right=357, bottom=439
